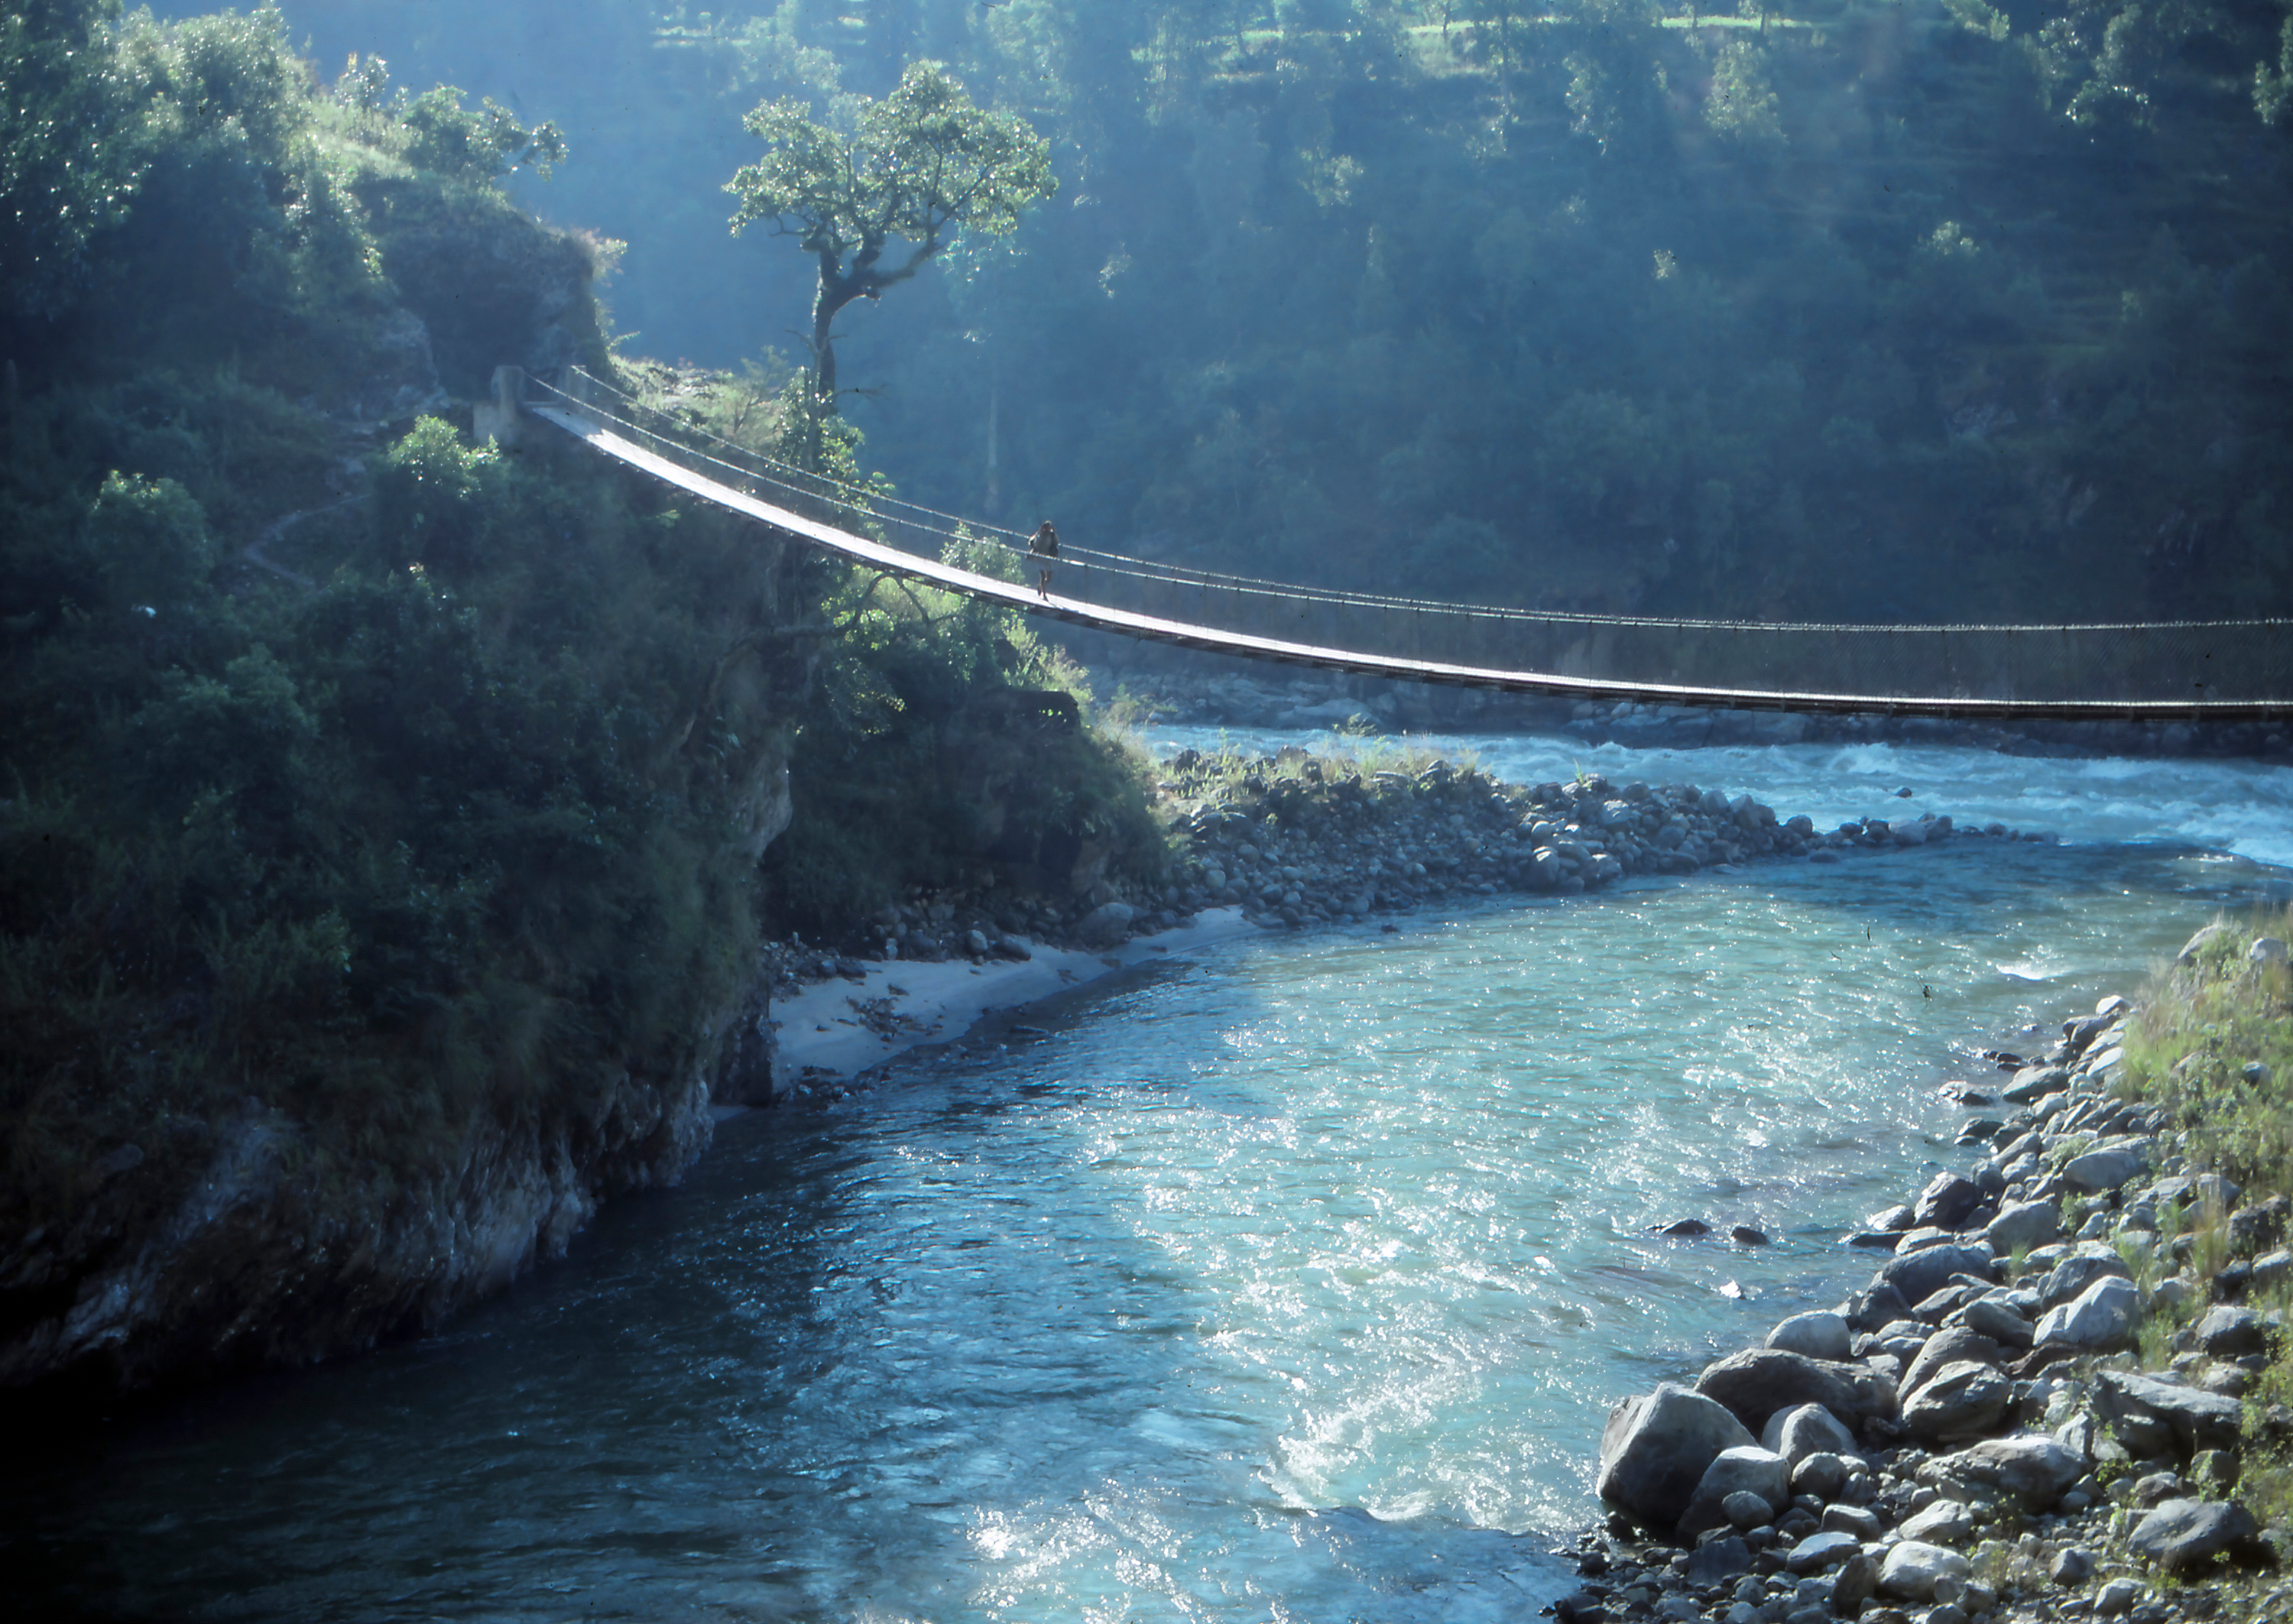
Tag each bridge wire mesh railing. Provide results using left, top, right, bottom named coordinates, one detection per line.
left=526, top=368, right=2292, bottom=714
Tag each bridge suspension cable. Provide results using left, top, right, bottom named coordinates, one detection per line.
left=510, top=368, right=2291, bottom=721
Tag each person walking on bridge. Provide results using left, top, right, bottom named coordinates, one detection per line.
left=1030, top=520, right=1059, bottom=600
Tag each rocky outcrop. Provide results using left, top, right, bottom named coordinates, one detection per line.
left=0, top=1042, right=732, bottom=1393
left=1598, top=1383, right=1757, bottom=1528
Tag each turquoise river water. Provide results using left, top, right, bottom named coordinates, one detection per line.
left=5, top=731, right=2290, bottom=1622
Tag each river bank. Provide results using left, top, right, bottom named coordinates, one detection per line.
left=7, top=756, right=2275, bottom=1620
left=755, top=739, right=2078, bottom=1097
left=1568, top=927, right=2292, bottom=1624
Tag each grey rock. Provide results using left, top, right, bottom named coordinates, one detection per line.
left=2094, top=1368, right=2246, bottom=1455
left=1983, top=1200, right=2063, bottom=1257
left=1765, top=1311, right=1852, bottom=1362
left=1598, top=1382, right=1758, bottom=1526
left=1821, top=1503, right=1883, bottom=1538
left=1878, top=1541, right=1971, bottom=1603
left=1075, top=901, right=1137, bottom=945
left=2063, top=1136, right=2153, bottom=1194
left=2253, top=935, right=2290, bottom=967
left=2035, top=1275, right=2142, bottom=1351
left=2126, top=1498, right=2261, bottom=1572
left=2003, top=1065, right=2071, bottom=1106
left=1679, top=1445, right=1792, bottom=1537
left=2191, top=1305, right=2269, bottom=1359
left=2094, top=1577, right=2141, bottom=1616
left=1782, top=1530, right=1861, bottom=1574
left=1924, top=1432, right=2084, bottom=1510
left=1899, top=1498, right=1977, bottom=1545
left=1830, top=1552, right=1881, bottom=1612
left=1845, top=1279, right=1915, bottom=1333
left=2038, top=1249, right=2131, bottom=1309
left=1915, top=1173, right=1983, bottom=1230
left=1902, top=1361, right=2013, bottom=1443
left=1957, top=1295, right=2034, bottom=1348
left=1695, top=1348, right=1894, bottom=1436
left=1876, top=1244, right=1995, bottom=1309
left=2050, top=1546, right=2094, bottom=1584
left=1789, top=1451, right=1849, bottom=1499
left=1762, top=1402, right=1860, bottom=1465
left=1870, top=1203, right=1918, bottom=1233
left=1722, top=1489, right=1775, bottom=1529
left=1901, top=1323, right=1999, bottom=1399
left=2177, top=922, right=2232, bottom=965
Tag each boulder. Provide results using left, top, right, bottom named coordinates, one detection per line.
left=1597, top=1383, right=1757, bottom=1527
left=2176, top=922, right=2231, bottom=965
left=1695, top=1348, right=1894, bottom=1436
left=2125, top=1499, right=2261, bottom=1573
left=2003, top=1065, right=2071, bottom=1106
left=1900, top=1324, right=2000, bottom=1399
left=2094, top=1369, right=2246, bottom=1456
left=1075, top=901, right=1137, bottom=946
left=2037, top=1250, right=2130, bottom=1309
left=1899, top=1498, right=1977, bottom=1545
left=1763, top=1402, right=1860, bottom=1465
left=1831, top=1552, right=1882, bottom=1612
left=2191, top=1305, right=2270, bottom=1359
left=1678, top=1445, right=1792, bottom=1538
left=1915, top=1173, right=1984, bottom=1230
left=2063, top=1137, right=2153, bottom=1194
left=1822, top=1503, right=1883, bottom=1539
left=1957, top=1295, right=2034, bottom=1348
left=1925, top=1433, right=2084, bottom=1510
left=1902, top=1361, right=2014, bottom=1444
left=1766, top=1311, right=1854, bottom=1361
left=1984, top=1201, right=2063, bottom=1257
left=1879, top=1541, right=1971, bottom=1603
left=1845, top=1279, right=1914, bottom=1333
left=1783, top=1530, right=1862, bottom=1574
left=1791, top=1451, right=1850, bottom=1499
left=2034, top=1276, right=2141, bottom=1352
left=1876, top=1243, right=1995, bottom=1308
left=1721, top=1489, right=1774, bottom=1529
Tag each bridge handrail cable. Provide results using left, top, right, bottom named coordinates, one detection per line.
left=537, top=370, right=2288, bottom=639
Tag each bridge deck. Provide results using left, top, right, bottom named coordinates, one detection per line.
left=534, top=406, right=2287, bottom=721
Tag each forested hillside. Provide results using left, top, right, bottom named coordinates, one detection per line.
left=0, top=1, right=1163, bottom=1394
left=218, top=0, right=2293, bottom=621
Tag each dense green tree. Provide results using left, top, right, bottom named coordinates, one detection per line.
left=1, top=0, right=141, bottom=323
left=726, top=60, right=1054, bottom=410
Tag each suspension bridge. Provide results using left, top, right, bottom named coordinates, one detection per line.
left=492, top=368, right=2291, bottom=721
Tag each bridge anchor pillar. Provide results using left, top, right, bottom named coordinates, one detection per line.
left=474, top=365, right=526, bottom=447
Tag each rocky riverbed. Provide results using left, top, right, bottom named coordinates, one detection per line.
left=1563, top=937, right=2291, bottom=1624
left=774, top=742, right=2061, bottom=987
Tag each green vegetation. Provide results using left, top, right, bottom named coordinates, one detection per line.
left=0, top=5, right=1169, bottom=1383
left=728, top=60, right=1056, bottom=406
left=609, top=0, right=2293, bottom=618
left=2122, top=911, right=2293, bottom=1194
left=2116, top=909, right=2293, bottom=1538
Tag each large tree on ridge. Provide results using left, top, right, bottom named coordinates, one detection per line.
left=725, top=60, right=1055, bottom=411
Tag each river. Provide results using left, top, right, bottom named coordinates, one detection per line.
left=6, top=732, right=2289, bottom=1622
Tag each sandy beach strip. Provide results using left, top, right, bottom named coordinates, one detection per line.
left=717, top=907, right=1260, bottom=1110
